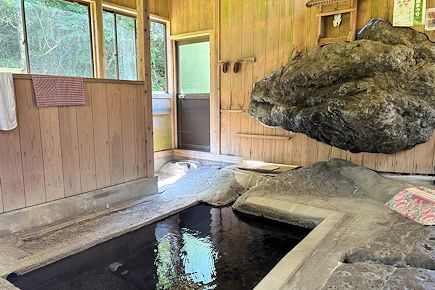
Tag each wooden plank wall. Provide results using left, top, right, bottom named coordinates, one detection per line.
left=214, top=0, right=435, bottom=175
left=149, top=0, right=170, bottom=18
left=0, top=78, right=151, bottom=214
left=169, top=0, right=215, bottom=34
left=105, top=0, right=170, bottom=18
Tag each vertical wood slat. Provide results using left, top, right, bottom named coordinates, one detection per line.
left=92, top=82, right=111, bottom=188
left=250, top=0, right=268, bottom=161
left=15, top=79, right=46, bottom=206
left=229, top=0, right=242, bottom=157
left=39, top=107, right=65, bottom=201
left=219, top=0, right=231, bottom=156
left=263, top=0, right=280, bottom=163
left=0, top=127, right=26, bottom=212
left=239, top=0, right=255, bottom=159
left=394, top=148, right=415, bottom=173
left=274, top=0, right=292, bottom=164
left=77, top=83, right=97, bottom=193
left=0, top=181, right=3, bottom=213
left=413, top=135, right=435, bottom=174
left=134, top=85, right=147, bottom=178
left=210, top=0, right=220, bottom=155
left=121, top=85, right=137, bottom=181
left=107, top=84, right=125, bottom=185
left=59, top=107, right=82, bottom=197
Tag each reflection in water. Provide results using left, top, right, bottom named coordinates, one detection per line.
left=13, top=205, right=310, bottom=290
left=149, top=205, right=309, bottom=289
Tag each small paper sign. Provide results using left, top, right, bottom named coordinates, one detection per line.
left=393, top=0, right=427, bottom=27
left=425, top=8, right=435, bottom=30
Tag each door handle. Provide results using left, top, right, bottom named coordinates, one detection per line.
left=178, top=94, right=186, bottom=99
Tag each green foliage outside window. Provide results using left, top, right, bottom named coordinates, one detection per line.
left=103, top=11, right=117, bottom=79
left=0, top=0, right=167, bottom=83
left=116, top=14, right=137, bottom=81
left=0, top=0, right=27, bottom=73
left=24, top=0, right=93, bottom=77
left=150, top=21, right=167, bottom=92
left=102, top=11, right=137, bottom=81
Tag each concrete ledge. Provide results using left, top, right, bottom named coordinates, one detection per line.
left=0, top=278, right=18, bottom=289
left=0, top=177, right=158, bottom=237
left=238, top=197, right=347, bottom=290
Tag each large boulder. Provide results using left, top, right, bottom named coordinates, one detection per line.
left=249, top=18, right=435, bottom=154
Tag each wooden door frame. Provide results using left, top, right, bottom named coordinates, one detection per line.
left=170, top=29, right=220, bottom=154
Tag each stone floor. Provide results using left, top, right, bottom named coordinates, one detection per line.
left=0, top=159, right=434, bottom=289
left=0, top=161, right=243, bottom=288
left=233, top=159, right=435, bottom=289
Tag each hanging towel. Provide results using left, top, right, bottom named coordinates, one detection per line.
left=0, top=72, right=17, bottom=131
left=32, top=74, right=85, bottom=107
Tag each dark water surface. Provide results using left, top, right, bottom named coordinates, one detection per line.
left=13, top=205, right=310, bottom=290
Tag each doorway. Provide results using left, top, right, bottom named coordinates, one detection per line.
left=176, top=37, right=211, bottom=152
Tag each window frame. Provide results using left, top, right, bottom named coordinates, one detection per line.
left=0, top=0, right=95, bottom=77
left=150, top=19, right=169, bottom=93
left=1, top=0, right=170, bottom=83
left=102, top=9, right=138, bottom=80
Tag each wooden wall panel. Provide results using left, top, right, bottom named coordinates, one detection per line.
left=0, top=78, right=151, bottom=213
left=210, top=0, right=435, bottom=174
left=169, top=0, right=215, bottom=34
left=59, top=107, right=82, bottom=197
left=134, top=85, right=147, bottom=177
left=39, top=107, right=65, bottom=201
left=105, top=0, right=170, bottom=18
left=77, top=84, right=97, bottom=193
left=92, top=83, right=112, bottom=188
left=15, top=80, right=46, bottom=206
left=107, top=84, right=125, bottom=185
left=0, top=128, right=26, bottom=212
left=0, top=182, right=3, bottom=213
left=150, top=0, right=170, bottom=18
left=121, top=85, right=137, bottom=181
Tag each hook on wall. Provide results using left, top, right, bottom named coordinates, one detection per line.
left=233, top=62, right=241, bottom=73
left=219, top=61, right=230, bottom=73
left=233, top=57, right=256, bottom=74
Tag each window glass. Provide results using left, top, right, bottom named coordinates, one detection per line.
left=150, top=21, right=167, bottom=92
left=103, top=11, right=117, bottom=79
left=24, top=0, right=93, bottom=77
left=0, top=0, right=27, bottom=73
left=178, top=41, right=210, bottom=94
left=116, top=14, right=137, bottom=80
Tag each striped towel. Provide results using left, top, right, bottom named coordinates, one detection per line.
left=385, top=186, right=435, bottom=226
left=32, top=74, right=85, bottom=107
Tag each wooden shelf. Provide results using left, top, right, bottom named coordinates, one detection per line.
left=316, top=7, right=356, bottom=17
left=318, top=35, right=349, bottom=46
left=236, top=133, right=293, bottom=141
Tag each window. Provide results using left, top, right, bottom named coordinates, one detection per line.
left=150, top=20, right=167, bottom=92
left=24, top=0, right=93, bottom=77
left=103, top=11, right=137, bottom=80
left=0, top=0, right=93, bottom=77
left=0, top=0, right=27, bottom=73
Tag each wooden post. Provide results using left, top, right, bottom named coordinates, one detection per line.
left=210, top=0, right=220, bottom=155
left=91, top=0, right=106, bottom=78
left=136, top=0, right=155, bottom=177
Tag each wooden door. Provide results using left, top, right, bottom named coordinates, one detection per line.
left=176, top=37, right=211, bottom=152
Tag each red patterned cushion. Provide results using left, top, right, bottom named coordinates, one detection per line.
left=385, top=186, right=435, bottom=226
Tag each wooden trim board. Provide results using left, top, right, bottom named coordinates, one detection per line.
left=174, top=149, right=242, bottom=164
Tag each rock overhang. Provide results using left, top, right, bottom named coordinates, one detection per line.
left=249, top=18, right=435, bottom=154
